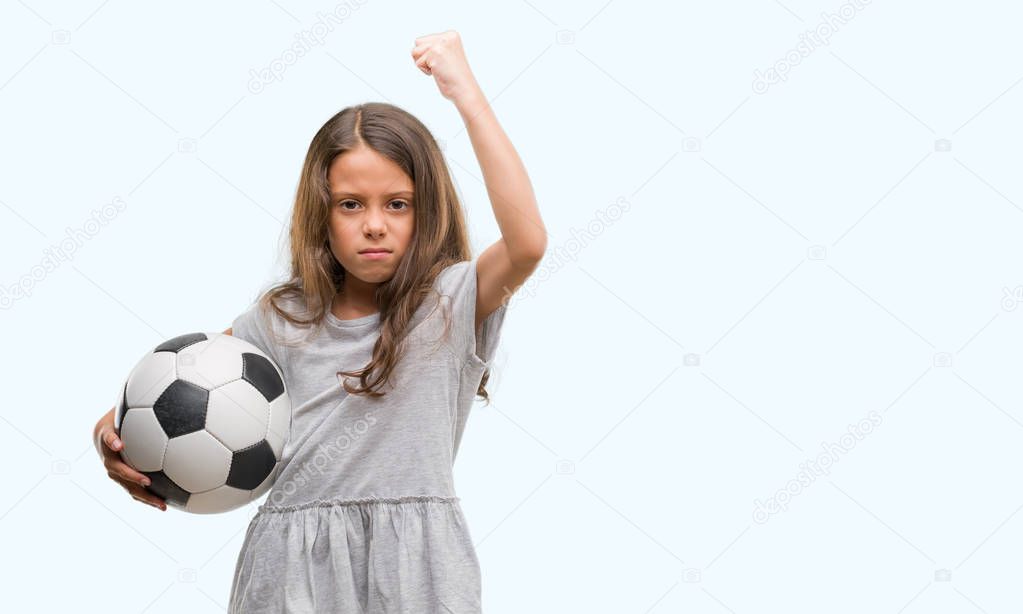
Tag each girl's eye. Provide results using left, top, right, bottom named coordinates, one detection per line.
left=336, top=200, right=411, bottom=210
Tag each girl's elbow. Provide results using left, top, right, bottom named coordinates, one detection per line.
left=511, top=241, right=547, bottom=268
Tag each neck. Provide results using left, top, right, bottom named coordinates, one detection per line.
left=332, top=277, right=380, bottom=318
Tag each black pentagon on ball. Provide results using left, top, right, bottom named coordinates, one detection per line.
left=115, top=381, right=128, bottom=431
left=153, top=379, right=209, bottom=438
left=154, top=332, right=208, bottom=353
left=142, top=470, right=190, bottom=507
left=226, top=439, right=277, bottom=490
left=242, top=352, right=285, bottom=402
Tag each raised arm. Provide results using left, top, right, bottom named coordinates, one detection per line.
left=411, top=31, right=548, bottom=329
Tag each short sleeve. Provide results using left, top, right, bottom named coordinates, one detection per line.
left=231, top=300, right=289, bottom=372
left=435, top=258, right=508, bottom=367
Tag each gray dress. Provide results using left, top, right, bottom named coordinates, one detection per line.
left=227, top=258, right=507, bottom=613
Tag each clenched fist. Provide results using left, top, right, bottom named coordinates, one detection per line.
left=411, top=30, right=482, bottom=105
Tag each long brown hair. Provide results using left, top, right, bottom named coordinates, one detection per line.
left=256, top=102, right=494, bottom=403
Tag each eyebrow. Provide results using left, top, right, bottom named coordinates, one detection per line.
left=331, top=190, right=414, bottom=198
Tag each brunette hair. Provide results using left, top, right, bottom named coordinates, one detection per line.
left=257, top=102, right=493, bottom=402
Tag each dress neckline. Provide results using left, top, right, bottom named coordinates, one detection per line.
left=325, top=309, right=381, bottom=329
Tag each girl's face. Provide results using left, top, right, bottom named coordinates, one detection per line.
left=326, top=145, right=415, bottom=286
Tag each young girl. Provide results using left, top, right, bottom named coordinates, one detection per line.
left=92, top=30, right=546, bottom=612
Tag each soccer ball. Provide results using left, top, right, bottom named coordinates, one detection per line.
left=114, top=332, right=291, bottom=514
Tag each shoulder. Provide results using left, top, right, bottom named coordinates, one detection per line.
left=233, top=289, right=309, bottom=350
left=255, top=287, right=311, bottom=325
left=436, top=258, right=472, bottom=279
left=237, top=294, right=290, bottom=330
left=432, top=259, right=476, bottom=295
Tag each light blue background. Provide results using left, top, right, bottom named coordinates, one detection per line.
left=1, top=0, right=1022, bottom=612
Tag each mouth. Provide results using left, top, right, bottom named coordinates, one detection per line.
left=358, top=249, right=392, bottom=260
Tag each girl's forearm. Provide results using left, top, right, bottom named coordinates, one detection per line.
left=456, top=90, right=547, bottom=265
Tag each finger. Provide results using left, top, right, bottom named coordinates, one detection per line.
left=411, top=43, right=428, bottom=59
left=413, top=33, right=441, bottom=46
left=100, top=432, right=151, bottom=486
left=121, top=480, right=167, bottom=510
left=108, top=471, right=144, bottom=493
left=131, top=491, right=167, bottom=511
left=111, top=474, right=164, bottom=511
left=415, top=55, right=433, bottom=76
left=136, top=486, right=167, bottom=510
left=106, top=457, right=151, bottom=488
left=101, top=427, right=123, bottom=452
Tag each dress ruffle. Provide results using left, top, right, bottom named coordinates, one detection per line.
left=229, top=496, right=482, bottom=613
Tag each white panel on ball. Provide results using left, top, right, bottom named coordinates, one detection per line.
left=163, top=430, right=232, bottom=493
left=186, top=484, right=253, bottom=514
left=266, top=394, right=291, bottom=459
left=125, top=351, right=177, bottom=408
left=221, top=332, right=275, bottom=363
left=206, top=379, right=272, bottom=451
left=119, top=408, right=168, bottom=472
left=176, top=337, right=244, bottom=389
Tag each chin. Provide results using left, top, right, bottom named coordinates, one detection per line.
left=346, top=266, right=393, bottom=283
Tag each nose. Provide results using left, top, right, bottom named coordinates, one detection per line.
left=362, top=207, right=387, bottom=238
